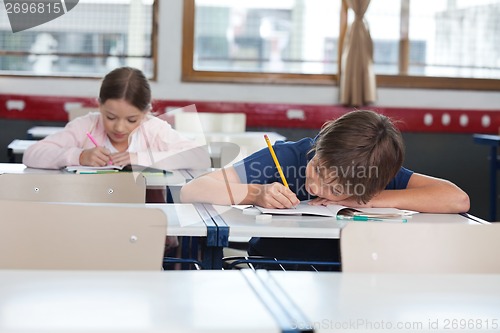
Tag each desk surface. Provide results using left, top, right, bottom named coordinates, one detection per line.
left=473, top=133, right=500, bottom=145
left=268, top=270, right=500, bottom=332
left=7, top=139, right=37, bottom=154
left=208, top=205, right=484, bottom=239
left=27, top=126, right=64, bottom=138
left=0, top=270, right=280, bottom=333
left=0, top=269, right=498, bottom=333
left=147, top=203, right=209, bottom=237
left=0, top=163, right=187, bottom=187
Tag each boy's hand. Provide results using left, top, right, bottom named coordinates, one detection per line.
left=254, top=182, right=300, bottom=208
left=309, top=196, right=372, bottom=208
left=79, top=147, right=112, bottom=166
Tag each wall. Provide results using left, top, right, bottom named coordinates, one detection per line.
left=0, top=0, right=498, bottom=221
left=0, top=1, right=499, bottom=109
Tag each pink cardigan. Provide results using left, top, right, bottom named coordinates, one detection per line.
left=23, top=112, right=210, bottom=170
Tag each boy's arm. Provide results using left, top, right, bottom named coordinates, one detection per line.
left=347, top=173, right=470, bottom=213
left=180, top=166, right=299, bottom=208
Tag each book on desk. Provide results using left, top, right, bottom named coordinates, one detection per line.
left=254, top=202, right=416, bottom=222
left=65, top=164, right=172, bottom=175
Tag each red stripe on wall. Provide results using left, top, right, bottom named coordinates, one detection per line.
left=1, top=94, right=499, bottom=134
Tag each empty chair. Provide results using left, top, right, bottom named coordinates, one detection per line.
left=341, top=223, right=500, bottom=273
left=173, top=112, right=246, bottom=167
left=0, top=200, right=167, bottom=270
left=0, top=173, right=146, bottom=203
left=174, top=112, right=246, bottom=133
left=67, top=107, right=99, bottom=121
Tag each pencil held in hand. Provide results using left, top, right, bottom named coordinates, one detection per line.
left=86, top=132, right=113, bottom=165
left=86, top=132, right=99, bottom=147
left=264, top=134, right=289, bottom=188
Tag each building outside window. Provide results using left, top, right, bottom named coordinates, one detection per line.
left=0, top=0, right=156, bottom=78
left=185, top=0, right=500, bottom=89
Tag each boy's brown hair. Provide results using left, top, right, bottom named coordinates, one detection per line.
left=313, top=110, right=404, bottom=203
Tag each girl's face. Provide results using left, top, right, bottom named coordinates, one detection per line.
left=99, top=99, right=146, bottom=146
left=305, top=157, right=351, bottom=202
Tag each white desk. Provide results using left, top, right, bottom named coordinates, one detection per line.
left=1, top=269, right=496, bottom=333
left=0, top=163, right=187, bottom=188
left=7, top=139, right=37, bottom=162
left=148, top=203, right=210, bottom=238
left=26, top=126, right=64, bottom=138
left=208, top=205, right=486, bottom=240
left=0, top=270, right=282, bottom=333
left=268, top=270, right=500, bottom=332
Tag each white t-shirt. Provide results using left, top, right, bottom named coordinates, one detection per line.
left=104, top=132, right=139, bottom=153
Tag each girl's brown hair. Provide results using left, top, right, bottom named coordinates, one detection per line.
left=99, top=67, right=151, bottom=112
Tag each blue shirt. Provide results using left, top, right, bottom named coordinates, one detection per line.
left=234, top=137, right=413, bottom=200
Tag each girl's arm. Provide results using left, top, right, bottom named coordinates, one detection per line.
left=23, top=118, right=93, bottom=169
left=180, top=166, right=299, bottom=208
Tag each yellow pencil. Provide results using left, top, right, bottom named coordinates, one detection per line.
left=264, top=134, right=289, bottom=188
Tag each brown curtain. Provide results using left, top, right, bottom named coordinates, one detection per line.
left=340, top=0, right=376, bottom=107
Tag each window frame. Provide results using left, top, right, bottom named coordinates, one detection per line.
left=182, top=0, right=500, bottom=91
left=0, top=0, right=159, bottom=80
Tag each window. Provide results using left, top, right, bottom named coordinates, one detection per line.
left=183, top=0, right=342, bottom=84
left=0, top=0, right=157, bottom=79
left=183, top=0, right=500, bottom=90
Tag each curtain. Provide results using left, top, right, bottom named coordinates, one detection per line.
left=340, top=0, right=376, bottom=107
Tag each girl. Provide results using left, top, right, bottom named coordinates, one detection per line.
left=24, top=67, right=210, bottom=259
left=23, top=66, right=210, bottom=170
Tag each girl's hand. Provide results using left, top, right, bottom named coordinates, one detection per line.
left=253, top=182, right=300, bottom=209
left=109, top=152, right=137, bottom=166
left=79, top=147, right=112, bottom=166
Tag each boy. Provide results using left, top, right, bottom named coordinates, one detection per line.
left=180, top=110, right=470, bottom=264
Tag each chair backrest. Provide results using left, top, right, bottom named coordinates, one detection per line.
left=67, top=107, right=99, bottom=121
left=0, top=173, right=146, bottom=203
left=174, top=112, right=246, bottom=133
left=208, top=142, right=241, bottom=168
left=341, top=223, right=500, bottom=274
left=0, top=200, right=167, bottom=270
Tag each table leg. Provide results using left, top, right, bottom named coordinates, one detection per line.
left=7, top=148, right=15, bottom=163
left=490, top=145, right=497, bottom=221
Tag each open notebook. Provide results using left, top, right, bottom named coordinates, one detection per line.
left=65, top=164, right=171, bottom=174
left=255, top=202, right=416, bottom=219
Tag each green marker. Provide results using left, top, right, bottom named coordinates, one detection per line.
left=336, top=215, right=408, bottom=223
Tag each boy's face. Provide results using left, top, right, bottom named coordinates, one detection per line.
left=100, top=99, right=145, bottom=146
left=305, top=157, right=352, bottom=202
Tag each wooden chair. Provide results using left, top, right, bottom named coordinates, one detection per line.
left=341, top=223, right=500, bottom=273
left=0, top=173, right=146, bottom=203
left=0, top=200, right=167, bottom=270
left=67, top=107, right=99, bottom=121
